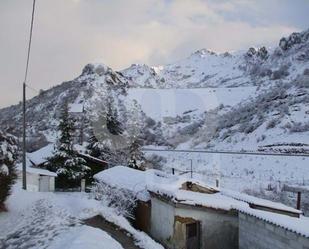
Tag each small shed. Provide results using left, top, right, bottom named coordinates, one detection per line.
left=17, top=162, right=57, bottom=192
left=148, top=180, right=242, bottom=249
left=26, top=143, right=108, bottom=187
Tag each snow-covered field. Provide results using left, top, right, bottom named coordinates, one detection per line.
left=128, top=87, right=256, bottom=120
left=146, top=150, right=309, bottom=190
left=0, top=183, right=163, bottom=249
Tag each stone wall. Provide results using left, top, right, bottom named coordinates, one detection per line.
left=239, top=212, right=309, bottom=249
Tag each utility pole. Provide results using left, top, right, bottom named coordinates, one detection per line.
left=22, top=82, right=27, bottom=190
left=22, top=0, right=36, bottom=190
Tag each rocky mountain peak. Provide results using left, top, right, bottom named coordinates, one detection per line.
left=279, top=29, right=309, bottom=51
left=192, top=48, right=217, bottom=57
left=81, top=63, right=111, bottom=77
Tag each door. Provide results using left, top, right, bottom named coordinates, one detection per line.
left=39, top=176, right=50, bottom=192
left=186, top=221, right=200, bottom=249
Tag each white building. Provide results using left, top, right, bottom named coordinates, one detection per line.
left=18, top=165, right=57, bottom=192
left=17, top=144, right=57, bottom=192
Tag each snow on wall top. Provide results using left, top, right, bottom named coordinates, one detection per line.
left=94, top=166, right=150, bottom=201
left=222, top=189, right=302, bottom=214
left=94, top=166, right=180, bottom=201
left=238, top=207, right=309, bottom=238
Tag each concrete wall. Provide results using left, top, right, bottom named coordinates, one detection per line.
left=150, top=196, right=238, bottom=249
left=26, top=172, right=39, bottom=192
left=176, top=205, right=238, bottom=249
left=150, top=197, right=175, bottom=247
left=239, top=213, right=309, bottom=249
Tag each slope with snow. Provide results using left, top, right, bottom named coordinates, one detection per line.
left=0, top=183, right=163, bottom=249
left=127, top=87, right=256, bottom=120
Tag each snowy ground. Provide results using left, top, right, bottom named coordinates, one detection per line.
left=146, top=151, right=309, bottom=189
left=0, top=183, right=163, bottom=249
left=145, top=150, right=309, bottom=214
left=128, top=87, right=256, bottom=120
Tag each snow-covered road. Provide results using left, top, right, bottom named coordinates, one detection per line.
left=0, top=184, right=163, bottom=249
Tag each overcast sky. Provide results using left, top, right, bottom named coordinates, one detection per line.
left=0, top=0, right=308, bottom=107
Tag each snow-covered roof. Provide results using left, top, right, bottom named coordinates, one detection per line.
left=94, top=166, right=180, bottom=201
left=222, top=189, right=302, bottom=215
left=238, top=207, right=309, bottom=238
left=78, top=153, right=108, bottom=165
left=69, top=103, right=84, bottom=113
left=147, top=180, right=247, bottom=211
left=17, top=162, right=57, bottom=177
left=94, top=166, right=150, bottom=201
left=27, top=143, right=54, bottom=166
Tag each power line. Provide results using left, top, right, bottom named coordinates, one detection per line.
left=26, top=84, right=39, bottom=94
left=142, top=148, right=309, bottom=157
left=24, top=0, right=36, bottom=83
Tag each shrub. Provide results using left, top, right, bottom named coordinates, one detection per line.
left=304, top=68, right=309, bottom=76
left=289, top=122, right=309, bottom=133
left=145, top=154, right=167, bottom=170
left=266, top=118, right=279, bottom=129
left=0, top=131, right=18, bottom=208
left=271, top=65, right=290, bottom=80
left=91, top=182, right=137, bottom=219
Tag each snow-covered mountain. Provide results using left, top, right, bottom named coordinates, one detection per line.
left=0, top=29, right=308, bottom=153
left=124, top=29, right=309, bottom=152
left=122, top=29, right=309, bottom=89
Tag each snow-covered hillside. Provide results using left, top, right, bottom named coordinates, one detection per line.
left=0, top=29, right=308, bottom=152
left=127, top=87, right=256, bottom=120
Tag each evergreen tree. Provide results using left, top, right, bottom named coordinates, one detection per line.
left=0, top=131, right=17, bottom=210
left=128, top=138, right=145, bottom=170
left=106, top=97, right=123, bottom=136
left=126, top=100, right=145, bottom=170
left=88, top=97, right=127, bottom=166
left=46, top=102, right=90, bottom=188
left=86, top=127, right=101, bottom=158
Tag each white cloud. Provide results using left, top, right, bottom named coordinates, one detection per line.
left=0, top=0, right=307, bottom=107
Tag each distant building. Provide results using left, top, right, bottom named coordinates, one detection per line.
left=17, top=163, right=57, bottom=192
left=94, top=166, right=309, bottom=249
left=17, top=144, right=57, bottom=192
left=20, top=143, right=107, bottom=191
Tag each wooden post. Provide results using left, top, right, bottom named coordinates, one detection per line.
left=297, top=192, right=301, bottom=210
left=190, top=159, right=193, bottom=178
left=172, top=168, right=175, bottom=175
